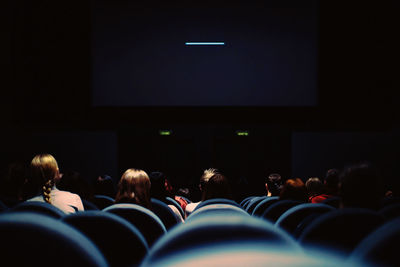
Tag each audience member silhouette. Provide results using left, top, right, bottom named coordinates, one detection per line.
left=340, top=162, right=385, bottom=210
left=202, top=173, right=233, bottom=201
left=279, top=178, right=308, bottom=202
left=185, top=168, right=219, bottom=217
left=149, top=171, right=184, bottom=222
left=57, top=170, right=94, bottom=202
left=0, top=161, right=27, bottom=207
left=93, top=174, right=116, bottom=199
left=306, top=177, right=324, bottom=203
left=26, top=154, right=84, bottom=213
left=114, top=168, right=151, bottom=209
left=265, top=173, right=283, bottom=197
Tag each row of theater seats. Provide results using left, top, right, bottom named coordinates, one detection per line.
left=1, top=196, right=400, bottom=266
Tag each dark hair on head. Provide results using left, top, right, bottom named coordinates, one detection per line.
left=202, top=173, right=232, bottom=201
left=340, top=162, right=384, bottom=210
left=280, top=178, right=308, bottom=202
left=57, top=170, right=93, bottom=201
left=0, top=162, right=27, bottom=201
left=324, top=168, right=340, bottom=195
left=149, top=171, right=167, bottom=200
left=305, top=177, right=323, bottom=197
left=94, top=174, right=116, bottom=198
left=266, top=173, right=283, bottom=196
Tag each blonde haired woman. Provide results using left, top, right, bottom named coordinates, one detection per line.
left=27, top=154, right=84, bottom=214
left=115, top=168, right=151, bottom=209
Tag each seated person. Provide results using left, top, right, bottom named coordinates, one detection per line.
left=26, top=154, right=84, bottom=214
left=185, top=168, right=219, bottom=218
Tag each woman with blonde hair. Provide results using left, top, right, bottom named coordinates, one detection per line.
left=115, top=168, right=151, bottom=209
left=27, top=154, right=84, bottom=214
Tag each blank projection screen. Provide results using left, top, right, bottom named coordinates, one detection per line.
left=91, top=0, right=318, bottom=107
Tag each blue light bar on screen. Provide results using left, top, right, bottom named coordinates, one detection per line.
left=185, top=42, right=225, bottom=46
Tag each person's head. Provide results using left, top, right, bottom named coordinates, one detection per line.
left=340, top=162, right=384, bottom=210
left=199, top=168, right=219, bottom=192
left=265, top=173, right=283, bottom=196
left=202, top=173, right=232, bottom=201
left=29, top=154, right=60, bottom=203
left=57, top=170, right=93, bottom=201
left=324, top=168, right=340, bottom=195
left=0, top=161, right=27, bottom=201
left=279, top=178, right=308, bottom=202
left=149, top=171, right=167, bottom=200
left=305, top=177, right=323, bottom=197
left=115, top=168, right=151, bottom=209
left=94, top=174, right=116, bottom=198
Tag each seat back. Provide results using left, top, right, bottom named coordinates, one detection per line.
left=145, top=213, right=300, bottom=262
left=379, top=203, right=400, bottom=221
left=193, top=198, right=240, bottom=212
left=275, top=203, right=335, bottom=236
left=82, top=199, right=100, bottom=210
left=187, top=204, right=248, bottom=222
left=252, top=196, right=280, bottom=216
left=350, top=217, right=400, bottom=267
left=246, top=196, right=267, bottom=214
left=0, top=212, right=107, bottom=266
left=11, top=201, right=66, bottom=218
left=165, top=196, right=184, bottom=218
left=239, top=196, right=255, bottom=207
left=298, top=208, right=384, bottom=254
left=93, top=194, right=115, bottom=210
left=151, top=198, right=180, bottom=230
left=321, top=196, right=341, bottom=208
left=104, top=203, right=166, bottom=247
left=62, top=210, right=148, bottom=267
left=261, top=200, right=302, bottom=223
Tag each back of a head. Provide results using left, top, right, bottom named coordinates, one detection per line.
left=115, top=169, right=151, bottom=209
left=28, top=154, right=59, bottom=203
left=93, top=175, right=116, bottom=198
left=0, top=161, right=27, bottom=200
left=200, top=168, right=219, bottom=191
left=202, top=173, right=232, bottom=201
left=280, top=178, right=308, bottom=202
left=266, top=173, right=283, bottom=196
left=306, top=177, right=323, bottom=197
left=149, top=171, right=167, bottom=200
left=340, top=163, right=384, bottom=210
left=324, top=168, right=340, bottom=195
left=58, top=170, right=93, bottom=200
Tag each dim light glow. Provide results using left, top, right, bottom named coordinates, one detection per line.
left=236, top=131, right=249, bottom=136
left=159, top=130, right=172, bottom=136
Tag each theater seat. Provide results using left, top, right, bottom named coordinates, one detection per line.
left=350, top=217, right=400, bottom=267
left=379, top=203, right=400, bottom=221
left=193, top=198, right=240, bottom=212
left=275, top=203, right=335, bottom=236
left=144, top=213, right=300, bottom=262
left=151, top=198, right=180, bottom=230
left=165, top=197, right=185, bottom=218
left=11, top=201, right=66, bottom=218
left=93, top=194, right=115, bottom=210
left=261, top=200, right=302, bottom=223
left=104, top=203, right=166, bottom=247
left=0, top=212, right=107, bottom=266
left=82, top=199, right=100, bottom=210
left=298, top=208, right=384, bottom=254
left=252, top=196, right=280, bottom=216
left=246, top=196, right=267, bottom=214
left=186, top=204, right=249, bottom=222
left=141, top=241, right=364, bottom=267
left=239, top=196, right=255, bottom=207
left=62, top=210, right=148, bottom=267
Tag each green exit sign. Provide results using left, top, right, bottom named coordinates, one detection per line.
left=236, top=130, right=249, bottom=136
left=159, top=130, right=172, bottom=136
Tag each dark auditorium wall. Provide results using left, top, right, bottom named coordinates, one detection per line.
left=2, top=1, right=397, bottom=196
